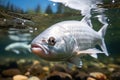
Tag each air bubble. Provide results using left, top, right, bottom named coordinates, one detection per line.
left=53, top=3, right=56, bottom=6
left=112, top=0, right=115, bottom=3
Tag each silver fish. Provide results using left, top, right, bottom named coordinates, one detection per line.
left=31, top=17, right=108, bottom=67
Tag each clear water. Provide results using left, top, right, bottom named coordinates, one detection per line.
left=0, top=0, right=120, bottom=63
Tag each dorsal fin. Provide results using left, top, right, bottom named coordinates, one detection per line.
left=81, top=16, right=93, bottom=28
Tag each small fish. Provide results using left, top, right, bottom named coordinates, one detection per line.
left=31, top=17, right=108, bottom=67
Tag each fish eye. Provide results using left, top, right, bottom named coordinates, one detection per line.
left=48, top=37, right=56, bottom=46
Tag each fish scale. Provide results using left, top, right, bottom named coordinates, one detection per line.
left=60, top=22, right=100, bottom=50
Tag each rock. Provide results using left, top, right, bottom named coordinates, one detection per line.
left=33, top=60, right=40, bottom=65
left=74, top=71, right=89, bottom=80
left=28, top=76, right=40, bottom=80
left=90, top=62, right=106, bottom=68
left=27, top=63, right=43, bottom=76
left=0, top=77, right=12, bottom=80
left=50, top=64, right=68, bottom=73
left=107, top=64, right=120, bottom=72
left=47, top=71, right=72, bottom=80
left=110, top=72, right=120, bottom=80
left=88, top=72, right=107, bottom=80
left=108, top=64, right=120, bottom=69
left=25, top=72, right=30, bottom=76
left=87, top=77, right=96, bottom=80
left=43, top=66, right=49, bottom=72
left=13, top=75, right=28, bottom=80
left=2, top=68, right=21, bottom=77
left=108, top=67, right=115, bottom=72
left=17, top=59, right=26, bottom=64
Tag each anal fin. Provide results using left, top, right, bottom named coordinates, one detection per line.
left=91, top=54, right=98, bottom=59
left=76, top=48, right=103, bottom=55
left=75, top=48, right=104, bottom=59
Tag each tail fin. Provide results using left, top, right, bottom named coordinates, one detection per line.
left=98, top=24, right=108, bottom=37
left=98, top=24, right=109, bottom=56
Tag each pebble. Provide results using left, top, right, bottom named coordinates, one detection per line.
left=110, top=71, right=120, bottom=80
left=2, top=68, right=21, bottom=77
left=42, top=66, right=49, bottom=72
left=27, top=63, right=43, bottom=76
left=47, top=71, right=72, bottom=80
left=107, top=64, right=120, bottom=72
left=33, top=60, right=40, bottom=65
left=89, top=72, right=107, bottom=80
left=28, top=76, right=40, bottom=80
left=87, top=77, right=96, bottom=80
left=74, top=71, right=89, bottom=80
left=17, top=59, right=26, bottom=64
left=50, top=64, right=67, bottom=72
left=13, top=75, right=28, bottom=80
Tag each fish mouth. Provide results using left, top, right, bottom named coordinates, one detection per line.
left=31, top=43, right=49, bottom=57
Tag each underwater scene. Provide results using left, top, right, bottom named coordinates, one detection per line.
left=0, top=0, right=120, bottom=80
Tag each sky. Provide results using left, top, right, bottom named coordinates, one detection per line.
left=5, top=0, right=58, bottom=12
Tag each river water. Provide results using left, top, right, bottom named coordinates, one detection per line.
left=0, top=0, right=120, bottom=79
left=0, top=0, right=119, bottom=58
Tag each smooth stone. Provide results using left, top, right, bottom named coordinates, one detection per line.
left=2, top=68, right=21, bottom=77
left=89, top=72, right=107, bottom=80
left=28, top=76, right=40, bottom=80
left=110, top=72, right=120, bottom=80
left=13, top=75, right=28, bottom=80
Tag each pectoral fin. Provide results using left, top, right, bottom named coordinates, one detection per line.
left=68, top=57, right=82, bottom=68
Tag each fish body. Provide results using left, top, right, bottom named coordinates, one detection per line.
left=31, top=17, right=108, bottom=67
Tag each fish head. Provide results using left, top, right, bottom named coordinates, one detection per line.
left=31, top=26, right=69, bottom=61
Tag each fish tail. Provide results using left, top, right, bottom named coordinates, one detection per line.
left=98, top=24, right=109, bottom=56
left=100, top=39, right=109, bottom=56
left=98, top=24, right=108, bottom=37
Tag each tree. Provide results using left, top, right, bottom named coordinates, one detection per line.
left=14, top=6, right=24, bottom=13
left=0, top=0, right=7, bottom=6
left=5, top=2, right=24, bottom=13
left=6, top=1, right=11, bottom=10
left=45, top=5, right=53, bottom=14
left=35, top=4, right=41, bottom=13
left=56, top=3, right=63, bottom=14
left=10, top=3, right=14, bottom=12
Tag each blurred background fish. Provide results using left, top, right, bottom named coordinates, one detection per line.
left=5, top=42, right=31, bottom=54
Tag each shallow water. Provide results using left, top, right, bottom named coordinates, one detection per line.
left=0, top=0, right=120, bottom=59
left=0, top=0, right=120, bottom=80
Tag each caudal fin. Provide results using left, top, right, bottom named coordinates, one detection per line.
left=98, top=24, right=108, bottom=37
left=98, top=24, right=109, bottom=56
